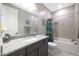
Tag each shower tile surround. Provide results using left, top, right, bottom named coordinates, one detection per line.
left=52, top=4, right=79, bottom=41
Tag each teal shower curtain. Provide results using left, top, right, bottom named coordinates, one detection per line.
left=46, top=18, right=54, bottom=42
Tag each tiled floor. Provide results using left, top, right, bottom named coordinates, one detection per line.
left=48, top=38, right=79, bottom=56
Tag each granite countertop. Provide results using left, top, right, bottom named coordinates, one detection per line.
left=2, top=35, right=48, bottom=56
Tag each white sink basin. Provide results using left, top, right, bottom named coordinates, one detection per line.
left=24, top=37, right=37, bottom=42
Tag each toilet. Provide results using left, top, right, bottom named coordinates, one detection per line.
left=48, top=42, right=57, bottom=48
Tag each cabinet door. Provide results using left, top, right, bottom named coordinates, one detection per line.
left=38, top=39, right=48, bottom=56
left=26, top=40, right=43, bottom=54
left=8, top=48, right=26, bottom=56
left=27, top=50, right=37, bottom=56
left=38, top=44, right=48, bottom=56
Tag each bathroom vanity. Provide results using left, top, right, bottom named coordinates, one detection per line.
left=2, top=35, right=48, bottom=56
left=0, top=4, right=48, bottom=56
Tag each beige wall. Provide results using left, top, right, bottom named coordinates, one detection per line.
left=74, top=4, right=79, bottom=41
left=52, top=5, right=76, bottom=40
left=35, top=3, right=52, bottom=35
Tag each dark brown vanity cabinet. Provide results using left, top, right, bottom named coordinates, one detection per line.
left=7, top=38, right=48, bottom=56
left=7, top=48, right=27, bottom=56
left=27, top=50, right=37, bottom=56
left=38, top=39, right=48, bottom=56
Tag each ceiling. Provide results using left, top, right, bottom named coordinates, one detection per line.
left=43, top=3, right=74, bottom=12
left=4, top=3, right=74, bottom=16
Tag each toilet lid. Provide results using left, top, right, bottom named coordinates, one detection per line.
left=48, top=42, right=57, bottom=47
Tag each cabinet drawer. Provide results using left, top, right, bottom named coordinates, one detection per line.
left=8, top=48, right=26, bottom=56
left=26, top=40, right=43, bottom=54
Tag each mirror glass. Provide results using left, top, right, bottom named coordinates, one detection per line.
left=0, top=4, right=39, bottom=36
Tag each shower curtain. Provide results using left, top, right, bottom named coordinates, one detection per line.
left=46, top=18, right=54, bottom=42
